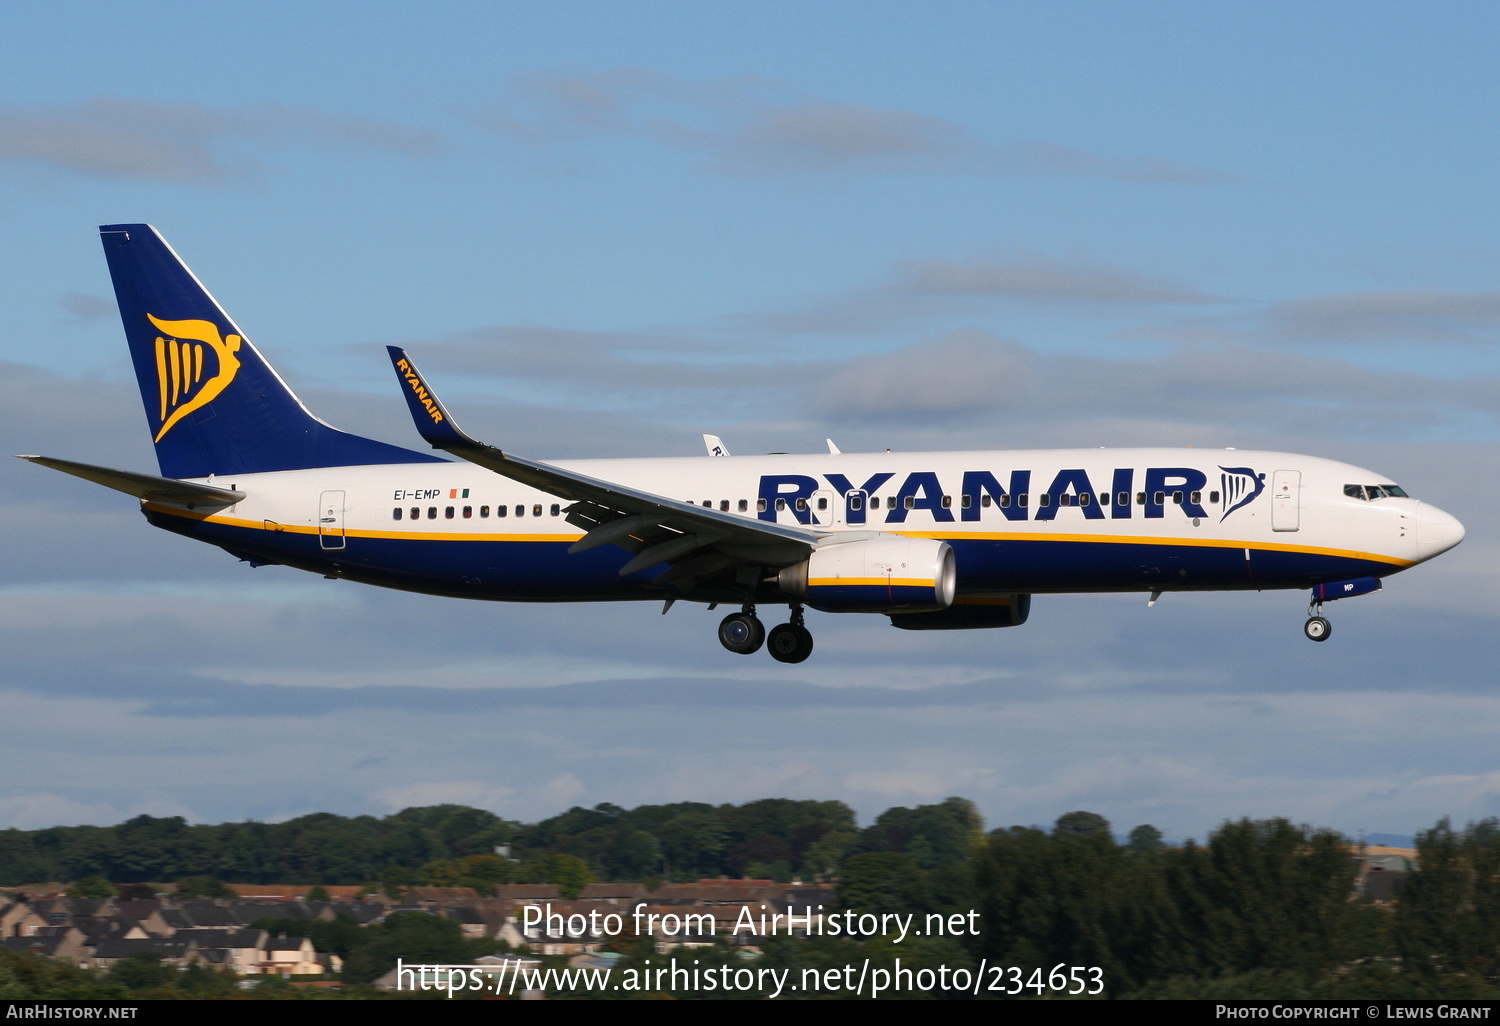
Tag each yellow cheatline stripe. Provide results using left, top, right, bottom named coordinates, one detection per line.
left=808, top=577, right=933, bottom=588
left=143, top=504, right=1412, bottom=567
left=897, top=529, right=1414, bottom=568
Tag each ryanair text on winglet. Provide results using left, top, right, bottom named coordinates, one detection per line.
left=396, top=358, right=445, bottom=424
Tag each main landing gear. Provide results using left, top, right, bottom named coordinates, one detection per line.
left=717, top=604, right=814, bottom=663
left=1303, top=600, right=1332, bottom=642
left=768, top=605, right=814, bottom=664
left=718, top=607, right=766, bottom=655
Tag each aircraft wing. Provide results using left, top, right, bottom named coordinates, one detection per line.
left=386, top=348, right=819, bottom=581
left=16, top=455, right=246, bottom=510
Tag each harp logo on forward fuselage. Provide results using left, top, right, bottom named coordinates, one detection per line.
left=149, top=314, right=242, bottom=442
left=1219, top=466, right=1266, bottom=522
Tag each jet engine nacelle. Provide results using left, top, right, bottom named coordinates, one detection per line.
left=777, top=535, right=955, bottom=613
left=889, top=594, right=1032, bottom=630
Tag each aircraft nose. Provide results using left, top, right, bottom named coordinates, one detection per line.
left=1414, top=503, right=1465, bottom=562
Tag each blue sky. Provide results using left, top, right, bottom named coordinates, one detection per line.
left=1, top=3, right=1496, bottom=845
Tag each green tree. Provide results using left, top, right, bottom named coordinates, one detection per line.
left=838, top=851, right=931, bottom=917
left=1128, top=824, right=1165, bottom=852
left=66, top=875, right=115, bottom=898
left=1054, top=811, right=1111, bottom=837
left=342, top=911, right=471, bottom=985
left=1397, top=817, right=1500, bottom=980
left=107, top=952, right=173, bottom=993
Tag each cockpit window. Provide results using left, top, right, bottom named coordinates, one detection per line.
left=1345, top=483, right=1410, bottom=500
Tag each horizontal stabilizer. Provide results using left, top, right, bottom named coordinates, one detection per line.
left=17, top=455, right=246, bottom=508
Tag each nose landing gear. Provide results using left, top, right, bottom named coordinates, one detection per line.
left=1303, top=598, right=1332, bottom=642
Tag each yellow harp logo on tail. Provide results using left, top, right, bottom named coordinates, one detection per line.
left=148, top=314, right=242, bottom=442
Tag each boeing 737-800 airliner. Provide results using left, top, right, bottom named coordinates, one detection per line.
left=19, top=225, right=1466, bottom=663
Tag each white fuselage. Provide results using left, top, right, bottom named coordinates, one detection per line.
left=144, top=447, right=1462, bottom=605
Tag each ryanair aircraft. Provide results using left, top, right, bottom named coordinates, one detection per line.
left=20, top=225, right=1467, bottom=663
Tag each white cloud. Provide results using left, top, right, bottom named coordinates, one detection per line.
left=0, top=98, right=436, bottom=182
left=473, top=70, right=1223, bottom=183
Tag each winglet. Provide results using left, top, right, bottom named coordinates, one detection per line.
left=386, top=347, right=483, bottom=451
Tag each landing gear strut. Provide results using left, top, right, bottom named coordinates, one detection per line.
left=768, top=603, right=814, bottom=663
left=1304, top=600, right=1332, bottom=642
left=718, top=606, right=766, bottom=655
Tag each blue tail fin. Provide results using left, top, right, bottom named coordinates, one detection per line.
left=100, top=224, right=443, bottom=479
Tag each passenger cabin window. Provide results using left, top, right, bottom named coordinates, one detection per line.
left=480, top=505, right=490, bottom=518
left=515, top=505, right=524, bottom=517
left=1039, top=494, right=1052, bottom=508
left=795, top=498, right=807, bottom=511
left=981, top=495, right=992, bottom=508
left=1189, top=491, right=1200, bottom=505
left=961, top=494, right=972, bottom=509
left=1118, top=492, right=1129, bottom=507
left=463, top=506, right=473, bottom=518
left=817, top=497, right=828, bottom=510
left=393, top=508, right=403, bottom=520
left=775, top=498, right=786, bottom=511
left=1209, top=491, right=1219, bottom=504
left=849, top=494, right=864, bottom=511
left=720, top=500, right=729, bottom=511
left=904, top=496, right=915, bottom=510
left=496, top=505, right=507, bottom=518
left=941, top=495, right=952, bottom=508
left=445, top=506, right=454, bottom=518
left=1018, top=494, right=1028, bottom=508
left=532, top=504, right=543, bottom=517
left=551, top=504, right=560, bottom=516
left=738, top=499, right=748, bottom=512
left=1172, top=491, right=1183, bottom=505
left=410, top=507, right=420, bottom=520
left=757, top=498, right=767, bottom=512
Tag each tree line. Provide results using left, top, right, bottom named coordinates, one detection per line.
left=0, top=797, right=978, bottom=889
